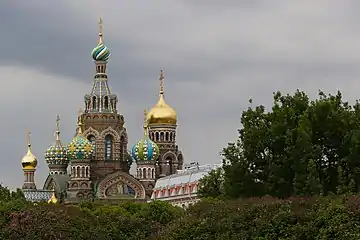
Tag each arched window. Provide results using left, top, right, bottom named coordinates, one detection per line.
left=88, top=135, right=96, bottom=158
left=160, top=132, right=164, bottom=141
left=166, top=156, right=173, bottom=174
left=104, top=96, right=109, bottom=110
left=92, top=96, right=97, bottom=110
left=105, top=135, right=113, bottom=160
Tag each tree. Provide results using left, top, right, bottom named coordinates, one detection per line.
left=198, top=168, right=224, bottom=198
left=201, top=90, right=360, bottom=199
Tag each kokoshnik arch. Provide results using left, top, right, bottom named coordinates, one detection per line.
left=20, top=18, right=184, bottom=203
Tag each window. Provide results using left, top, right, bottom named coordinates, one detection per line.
left=92, top=96, right=97, bottom=110
left=88, top=135, right=96, bottom=157
left=104, top=96, right=109, bottom=109
left=105, top=135, right=112, bottom=160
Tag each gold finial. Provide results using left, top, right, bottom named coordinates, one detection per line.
left=48, top=187, right=58, bottom=204
left=55, top=114, right=60, bottom=141
left=144, top=108, right=148, bottom=137
left=77, top=108, right=83, bottom=135
left=144, top=109, right=147, bottom=125
left=56, top=114, right=60, bottom=131
left=98, top=17, right=103, bottom=44
left=27, top=129, right=31, bottom=148
left=159, top=69, right=164, bottom=95
left=143, top=109, right=148, bottom=136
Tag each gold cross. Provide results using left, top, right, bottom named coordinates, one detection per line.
left=99, top=17, right=103, bottom=36
left=159, top=69, right=164, bottom=94
left=144, top=109, right=147, bottom=123
left=56, top=114, right=60, bottom=131
left=27, top=129, right=31, bottom=146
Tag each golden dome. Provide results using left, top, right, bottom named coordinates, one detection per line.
left=146, top=69, right=177, bottom=125
left=48, top=189, right=58, bottom=204
left=21, top=130, right=38, bottom=170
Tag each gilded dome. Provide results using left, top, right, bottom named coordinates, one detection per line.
left=132, top=111, right=160, bottom=162
left=91, top=17, right=111, bottom=61
left=146, top=69, right=177, bottom=125
left=48, top=190, right=58, bottom=204
left=45, top=115, right=69, bottom=166
left=22, top=130, right=37, bottom=170
left=67, top=113, right=94, bottom=160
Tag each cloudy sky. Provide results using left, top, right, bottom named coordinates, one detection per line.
left=1, top=1, right=360, bottom=189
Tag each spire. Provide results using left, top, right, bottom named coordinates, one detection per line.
left=55, top=114, right=60, bottom=141
left=91, top=17, right=110, bottom=62
left=77, top=108, right=84, bottom=134
left=86, top=18, right=117, bottom=114
left=159, top=69, right=164, bottom=95
left=98, top=17, right=103, bottom=45
left=27, top=129, right=31, bottom=150
left=143, top=109, right=148, bottom=137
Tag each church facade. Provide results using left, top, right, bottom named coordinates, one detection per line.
left=20, top=19, right=184, bottom=203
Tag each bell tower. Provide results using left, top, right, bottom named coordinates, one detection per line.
left=146, top=70, right=184, bottom=178
left=21, top=130, right=38, bottom=190
left=81, top=18, right=131, bottom=181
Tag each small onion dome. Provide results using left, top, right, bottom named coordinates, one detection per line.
left=48, top=190, right=58, bottom=204
left=146, top=69, right=177, bottom=125
left=91, top=17, right=110, bottom=61
left=45, top=144, right=69, bottom=165
left=131, top=111, right=160, bottom=162
left=67, top=115, right=93, bottom=160
left=45, top=115, right=69, bottom=165
left=91, top=42, right=111, bottom=61
left=21, top=130, right=38, bottom=170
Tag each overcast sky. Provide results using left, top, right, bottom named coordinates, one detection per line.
left=1, top=1, right=360, bottom=189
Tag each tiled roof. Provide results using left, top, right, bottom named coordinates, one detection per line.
left=153, top=164, right=221, bottom=190
left=22, top=189, right=53, bottom=202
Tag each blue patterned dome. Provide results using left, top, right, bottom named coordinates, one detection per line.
left=45, top=116, right=69, bottom=166
left=67, top=118, right=93, bottom=160
left=45, top=144, right=69, bottom=165
left=131, top=126, right=159, bottom=162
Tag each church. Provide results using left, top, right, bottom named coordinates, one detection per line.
left=20, top=18, right=184, bottom=203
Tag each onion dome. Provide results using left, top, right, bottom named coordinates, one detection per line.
left=131, top=110, right=160, bottom=162
left=45, top=115, right=69, bottom=165
left=147, top=69, right=177, bottom=125
left=67, top=110, right=94, bottom=160
left=48, top=189, right=58, bottom=204
left=21, top=130, right=38, bottom=170
left=91, top=17, right=111, bottom=61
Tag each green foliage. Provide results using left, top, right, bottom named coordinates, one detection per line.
left=198, top=168, right=224, bottom=198
left=155, top=195, right=360, bottom=240
left=2, top=182, right=360, bottom=239
left=201, top=90, right=360, bottom=199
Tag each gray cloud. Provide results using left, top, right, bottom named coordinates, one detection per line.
left=1, top=1, right=360, bottom=189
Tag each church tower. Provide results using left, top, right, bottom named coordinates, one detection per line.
left=67, top=111, right=94, bottom=200
left=146, top=70, right=184, bottom=177
left=21, top=130, right=38, bottom=189
left=132, top=110, right=159, bottom=198
left=81, top=18, right=131, bottom=182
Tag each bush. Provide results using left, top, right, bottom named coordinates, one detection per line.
left=2, top=193, right=360, bottom=239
